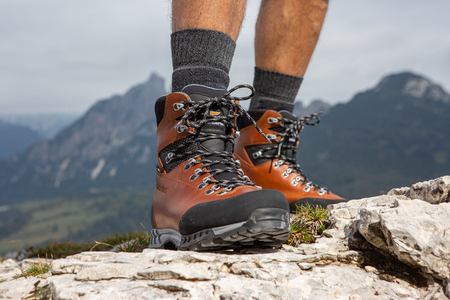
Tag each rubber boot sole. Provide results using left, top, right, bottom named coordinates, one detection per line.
left=149, top=207, right=290, bottom=251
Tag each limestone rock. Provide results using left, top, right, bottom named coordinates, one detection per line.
left=388, top=175, right=450, bottom=204
left=0, top=258, right=20, bottom=282
left=327, top=195, right=399, bottom=241
left=0, top=277, right=44, bottom=299
left=1, top=176, right=450, bottom=299
left=44, top=249, right=428, bottom=299
left=358, top=199, right=450, bottom=281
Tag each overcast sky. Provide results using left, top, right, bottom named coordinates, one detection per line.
left=1, top=0, right=449, bottom=115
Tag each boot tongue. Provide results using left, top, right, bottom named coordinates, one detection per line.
left=278, top=110, right=298, bottom=121
left=181, top=84, right=228, bottom=152
left=181, top=84, right=238, bottom=182
left=181, top=84, right=227, bottom=102
left=278, top=110, right=298, bottom=159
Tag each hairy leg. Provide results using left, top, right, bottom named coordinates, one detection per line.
left=255, top=0, right=329, bottom=77
left=172, top=0, right=247, bottom=41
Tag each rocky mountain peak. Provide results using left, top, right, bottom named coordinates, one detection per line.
left=374, top=71, right=450, bottom=103
left=0, top=73, right=166, bottom=203
left=293, top=99, right=331, bottom=118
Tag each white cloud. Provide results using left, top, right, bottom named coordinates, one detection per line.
left=0, top=0, right=449, bottom=114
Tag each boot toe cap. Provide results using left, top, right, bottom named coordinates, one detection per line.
left=178, top=189, right=289, bottom=235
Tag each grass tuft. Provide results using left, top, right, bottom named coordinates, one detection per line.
left=29, top=280, right=52, bottom=300
left=13, top=257, right=51, bottom=279
left=113, top=231, right=152, bottom=253
left=284, top=204, right=329, bottom=247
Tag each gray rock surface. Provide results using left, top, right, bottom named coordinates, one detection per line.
left=388, top=175, right=450, bottom=204
left=1, top=176, right=450, bottom=299
left=47, top=249, right=427, bottom=300
left=358, top=199, right=450, bottom=281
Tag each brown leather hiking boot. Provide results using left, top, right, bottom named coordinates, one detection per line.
left=150, top=85, right=290, bottom=251
left=235, top=109, right=347, bottom=213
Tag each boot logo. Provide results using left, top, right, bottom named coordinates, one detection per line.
left=156, top=183, right=168, bottom=194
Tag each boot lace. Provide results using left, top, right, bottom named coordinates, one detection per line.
left=171, top=84, right=270, bottom=196
left=255, top=112, right=329, bottom=195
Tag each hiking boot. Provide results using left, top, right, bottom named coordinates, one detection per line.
left=150, top=85, right=290, bottom=251
left=235, top=109, right=347, bottom=213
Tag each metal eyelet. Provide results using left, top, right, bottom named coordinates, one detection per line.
left=283, top=168, right=292, bottom=178
left=318, top=188, right=327, bottom=196
left=304, top=182, right=313, bottom=192
left=274, top=160, right=284, bottom=168
left=206, top=185, right=219, bottom=195
left=190, top=168, right=202, bottom=181
left=165, top=152, right=174, bottom=164
left=184, top=158, right=196, bottom=171
left=198, top=182, right=207, bottom=190
left=218, top=187, right=232, bottom=196
left=252, top=150, right=262, bottom=159
left=292, top=176, right=302, bottom=186
left=267, top=134, right=277, bottom=141
left=203, top=176, right=211, bottom=184
left=173, top=102, right=185, bottom=111
left=268, top=117, right=279, bottom=124
left=176, top=125, right=188, bottom=133
left=235, top=160, right=241, bottom=167
left=235, top=131, right=240, bottom=138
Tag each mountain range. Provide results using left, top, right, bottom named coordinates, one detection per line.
left=0, top=113, right=80, bottom=139
left=298, top=72, right=450, bottom=198
left=0, top=71, right=449, bottom=204
left=0, top=121, right=40, bottom=160
left=0, top=73, right=164, bottom=203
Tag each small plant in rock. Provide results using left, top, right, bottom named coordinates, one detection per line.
left=284, top=204, right=329, bottom=247
left=110, top=231, right=152, bottom=253
left=29, top=280, right=52, bottom=300
left=13, top=257, right=51, bottom=279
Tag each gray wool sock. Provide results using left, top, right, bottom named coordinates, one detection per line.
left=249, top=67, right=303, bottom=112
left=171, top=29, right=236, bottom=92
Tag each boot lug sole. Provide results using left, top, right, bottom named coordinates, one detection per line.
left=149, top=208, right=290, bottom=251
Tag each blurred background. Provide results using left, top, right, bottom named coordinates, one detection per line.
left=1, top=0, right=449, bottom=255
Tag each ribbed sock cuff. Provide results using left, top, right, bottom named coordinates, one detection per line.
left=250, top=67, right=303, bottom=112
left=171, top=29, right=236, bottom=91
left=171, top=29, right=236, bottom=72
left=172, top=67, right=229, bottom=92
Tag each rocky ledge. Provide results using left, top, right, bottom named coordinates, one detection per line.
left=1, top=176, right=449, bottom=300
